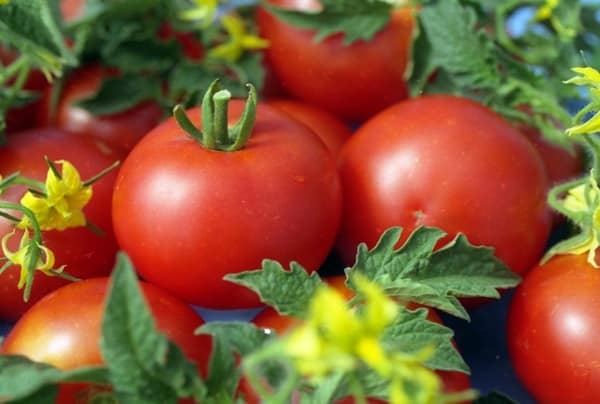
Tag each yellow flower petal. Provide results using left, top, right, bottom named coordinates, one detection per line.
left=18, top=160, right=92, bottom=231
left=566, top=110, right=600, bottom=136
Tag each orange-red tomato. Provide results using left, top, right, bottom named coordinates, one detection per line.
left=336, top=95, right=552, bottom=278
left=267, top=99, right=353, bottom=156
left=112, top=101, right=342, bottom=309
left=257, top=0, right=414, bottom=122
left=1, top=277, right=212, bottom=403
left=37, top=65, right=164, bottom=152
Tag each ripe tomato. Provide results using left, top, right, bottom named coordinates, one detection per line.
left=256, top=0, right=414, bottom=122
left=37, top=65, right=164, bottom=152
left=252, top=275, right=471, bottom=402
left=519, top=125, right=583, bottom=188
left=0, top=127, right=122, bottom=321
left=507, top=254, right=600, bottom=404
left=336, top=95, right=552, bottom=277
left=267, top=99, right=352, bottom=156
left=112, top=100, right=342, bottom=309
left=0, top=277, right=211, bottom=403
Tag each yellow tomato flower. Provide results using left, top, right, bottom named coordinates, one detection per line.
left=564, top=67, right=600, bottom=136
left=208, top=13, right=270, bottom=62
left=554, top=173, right=600, bottom=267
left=179, top=0, right=219, bottom=26
left=18, top=160, right=92, bottom=231
left=535, top=0, right=559, bottom=21
left=1, top=229, right=59, bottom=289
left=284, top=275, right=442, bottom=403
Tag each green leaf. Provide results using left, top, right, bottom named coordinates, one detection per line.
left=100, top=252, right=206, bottom=404
left=349, top=227, right=521, bottom=320
left=263, top=0, right=393, bottom=44
left=0, top=355, right=109, bottom=402
left=412, top=0, right=571, bottom=143
left=415, top=0, right=500, bottom=93
left=102, top=38, right=181, bottom=73
left=0, top=0, right=76, bottom=77
left=381, top=308, right=469, bottom=373
left=474, top=390, right=518, bottom=404
left=75, top=74, right=162, bottom=116
left=196, top=321, right=272, bottom=401
left=224, top=260, right=324, bottom=318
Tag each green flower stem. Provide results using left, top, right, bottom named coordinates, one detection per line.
left=0, top=174, right=46, bottom=194
left=83, top=160, right=121, bottom=187
left=243, top=343, right=299, bottom=404
left=547, top=176, right=588, bottom=222
left=173, top=79, right=257, bottom=151
left=582, top=135, right=600, bottom=182
left=0, top=202, right=42, bottom=302
left=348, top=371, right=367, bottom=404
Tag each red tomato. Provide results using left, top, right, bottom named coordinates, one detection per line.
left=0, top=277, right=211, bottom=403
left=519, top=125, right=583, bottom=188
left=507, top=254, right=600, bottom=404
left=336, top=95, right=552, bottom=277
left=37, top=65, right=164, bottom=152
left=112, top=100, right=342, bottom=309
left=267, top=99, right=353, bottom=156
left=60, top=0, right=84, bottom=21
left=256, top=0, right=414, bottom=122
left=252, top=275, right=471, bottom=402
left=0, top=127, right=122, bottom=321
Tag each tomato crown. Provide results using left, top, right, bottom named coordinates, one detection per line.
left=173, top=78, right=257, bottom=152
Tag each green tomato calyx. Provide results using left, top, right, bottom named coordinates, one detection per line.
left=173, top=79, right=257, bottom=151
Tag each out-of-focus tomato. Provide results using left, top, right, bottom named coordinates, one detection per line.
left=0, top=127, right=122, bottom=321
left=112, top=100, right=342, bottom=310
left=267, top=99, right=352, bottom=156
left=36, top=65, right=164, bottom=152
left=257, top=0, right=414, bottom=122
left=519, top=125, right=583, bottom=188
left=507, top=253, right=600, bottom=404
left=336, top=95, right=552, bottom=278
left=0, top=277, right=211, bottom=403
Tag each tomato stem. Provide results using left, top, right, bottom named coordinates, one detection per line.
left=173, top=78, right=257, bottom=151
left=0, top=202, right=43, bottom=302
left=213, top=89, right=232, bottom=146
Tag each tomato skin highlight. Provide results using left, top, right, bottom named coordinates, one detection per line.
left=507, top=254, right=600, bottom=404
left=112, top=101, right=342, bottom=309
left=0, top=277, right=211, bottom=403
left=336, top=95, right=552, bottom=277
left=256, top=0, right=414, bottom=122
left=0, top=128, right=122, bottom=322
left=37, top=65, right=164, bottom=152
left=267, top=99, right=352, bottom=157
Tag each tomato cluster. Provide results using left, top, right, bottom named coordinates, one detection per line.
left=0, top=0, right=593, bottom=403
